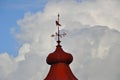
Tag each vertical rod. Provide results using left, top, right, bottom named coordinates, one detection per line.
left=58, top=14, right=60, bottom=42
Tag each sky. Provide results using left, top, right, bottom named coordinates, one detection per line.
left=0, top=0, right=120, bottom=80
left=0, top=0, right=48, bottom=57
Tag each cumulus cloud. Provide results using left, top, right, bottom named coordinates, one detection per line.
left=62, top=26, right=120, bottom=80
left=0, top=53, right=17, bottom=80
left=0, top=0, right=120, bottom=80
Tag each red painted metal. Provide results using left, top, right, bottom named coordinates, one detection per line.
left=44, top=14, right=77, bottom=80
left=44, top=44, right=78, bottom=80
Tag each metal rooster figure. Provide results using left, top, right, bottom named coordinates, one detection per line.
left=51, top=14, right=67, bottom=43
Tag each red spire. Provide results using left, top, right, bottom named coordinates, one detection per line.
left=44, top=14, right=78, bottom=80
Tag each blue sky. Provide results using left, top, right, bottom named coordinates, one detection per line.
left=0, top=0, right=48, bottom=57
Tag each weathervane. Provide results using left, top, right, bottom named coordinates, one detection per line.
left=51, top=14, right=67, bottom=45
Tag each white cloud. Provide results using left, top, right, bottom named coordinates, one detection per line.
left=62, top=26, right=120, bottom=80
left=16, top=43, right=31, bottom=62
left=0, top=0, right=120, bottom=80
left=0, top=53, right=17, bottom=80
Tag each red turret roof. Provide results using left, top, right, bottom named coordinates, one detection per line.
left=44, top=14, right=78, bottom=80
left=44, top=44, right=78, bottom=80
left=47, top=45, right=73, bottom=65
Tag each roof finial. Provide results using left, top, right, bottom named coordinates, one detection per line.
left=51, top=14, right=67, bottom=45
left=56, top=13, right=61, bottom=45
